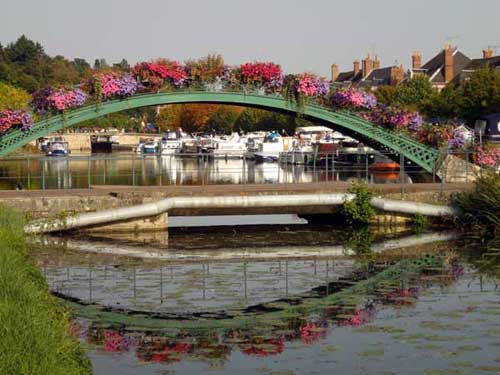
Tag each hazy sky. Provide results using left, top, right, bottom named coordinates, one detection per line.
left=1, top=0, right=497, bottom=76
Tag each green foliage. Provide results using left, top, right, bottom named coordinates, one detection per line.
left=0, top=206, right=90, bottom=374
left=453, top=172, right=500, bottom=230
left=373, top=85, right=398, bottom=106
left=78, top=111, right=140, bottom=131
left=412, top=213, right=430, bottom=233
left=204, top=106, right=241, bottom=133
left=234, top=107, right=314, bottom=135
left=421, top=68, right=500, bottom=122
left=282, top=74, right=306, bottom=111
left=460, top=68, right=500, bottom=122
left=375, top=76, right=436, bottom=111
left=0, top=82, right=30, bottom=109
left=345, top=227, right=375, bottom=257
left=342, top=182, right=376, bottom=225
left=395, top=75, right=435, bottom=109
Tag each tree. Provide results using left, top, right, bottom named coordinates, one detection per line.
left=178, top=104, right=220, bottom=132
left=0, top=82, right=31, bottom=109
left=374, top=76, right=436, bottom=111
left=113, top=59, right=130, bottom=72
left=420, top=85, right=463, bottom=120
left=93, top=58, right=108, bottom=70
left=73, top=58, right=91, bottom=76
left=373, top=85, right=398, bottom=106
left=460, top=68, right=500, bottom=122
left=156, top=105, right=182, bottom=131
left=204, top=106, right=243, bottom=133
left=395, top=75, right=436, bottom=109
left=4, top=35, right=45, bottom=65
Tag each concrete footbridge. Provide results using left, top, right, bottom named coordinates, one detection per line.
left=21, top=183, right=463, bottom=234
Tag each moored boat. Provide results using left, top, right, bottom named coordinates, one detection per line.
left=46, top=137, right=70, bottom=157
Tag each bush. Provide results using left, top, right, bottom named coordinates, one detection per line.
left=453, top=172, right=500, bottom=230
left=412, top=213, right=430, bottom=233
left=342, top=182, right=375, bottom=225
left=0, top=206, right=90, bottom=375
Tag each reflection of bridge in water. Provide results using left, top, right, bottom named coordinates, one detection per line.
left=35, top=231, right=457, bottom=315
left=43, top=258, right=353, bottom=314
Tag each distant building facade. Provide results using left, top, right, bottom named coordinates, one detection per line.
left=331, top=55, right=404, bottom=90
left=410, top=45, right=471, bottom=89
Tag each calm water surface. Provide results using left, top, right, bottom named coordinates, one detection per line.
left=31, top=226, right=500, bottom=375
left=0, top=153, right=424, bottom=189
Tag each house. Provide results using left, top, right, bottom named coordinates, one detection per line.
left=458, top=48, right=500, bottom=83
left=410, top=45, right=471, bottom=90
left=331, top=55, right=405, bottom=89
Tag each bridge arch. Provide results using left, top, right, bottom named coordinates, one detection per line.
left=0, top=91, right=438, bottom=172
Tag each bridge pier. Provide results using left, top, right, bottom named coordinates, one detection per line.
left=81, top=212, right=169, bottom=233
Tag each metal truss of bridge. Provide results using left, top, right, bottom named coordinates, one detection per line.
left=0, top=91, right=439, bottom=173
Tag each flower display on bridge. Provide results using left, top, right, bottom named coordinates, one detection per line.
left=239, top=62, right=283, bottom=90
left=85, top=72, right=139, bottom=99
left=47, top=88, right=87, bottom=111
left=0, top=110, right=33, bottom=134
left=332, top=89, right=377, bottom=109
left=296, top=73, right=330, bottom=97
left=30, top=87, right=54, bottom=115
left=475, top=146, right=500, bottom=167
left=133, top=59, right=187, bottom=90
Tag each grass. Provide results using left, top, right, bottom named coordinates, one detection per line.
left=0, top=205, right=91, bottom=375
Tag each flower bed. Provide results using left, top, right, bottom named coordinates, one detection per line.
left=0, top=110, right=33, bottom=134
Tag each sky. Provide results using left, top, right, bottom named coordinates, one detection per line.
left=1, top=0, right=498, bottom=77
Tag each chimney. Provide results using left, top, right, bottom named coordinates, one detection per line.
left=362, top=54, right=373, bottom=78
left=353, top=60, right=360, bottom=76
left=412, top=50, right=422, bottom=70
left=444, top=44, right=454, bottom=83
left=331, top=63, right=339, bottom=81
left=483, top=48, right=494, bottom=59
left=373, top=55, right=381, bottom=69
left=390, top=65, right=404, bottom=85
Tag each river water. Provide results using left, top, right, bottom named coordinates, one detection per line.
left=30, top=225, right=500, bottom=375
left=0, top=153, right=426, bottom=190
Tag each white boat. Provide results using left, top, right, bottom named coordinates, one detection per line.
left=254, top=132, right=284, bottom=162
left=243, top=132, right=266, bottom=160
left=202, top=133, right=248, bottom=159
left=160, top=130, right=184, bottom=155
left=46, top=137, right=70, bottom=157
left=136, top=138, right=159, bottom=155
left=280, top=126, right=334, bottom=165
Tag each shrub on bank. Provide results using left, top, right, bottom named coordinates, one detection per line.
left=0, top=206, right=90, bottom=375
left=342, top=182, right=376, bottom=225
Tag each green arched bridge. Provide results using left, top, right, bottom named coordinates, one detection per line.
left=0, top=91, right=439, bottom=173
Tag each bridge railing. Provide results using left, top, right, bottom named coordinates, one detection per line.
left=0, top=149, right=483, bottom=192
